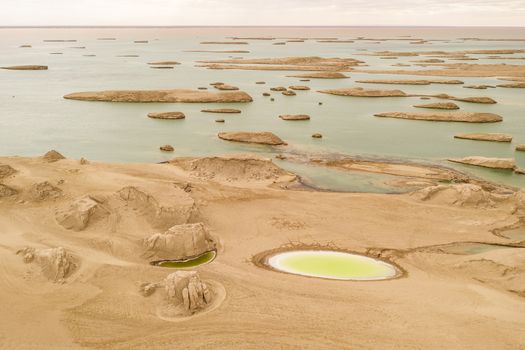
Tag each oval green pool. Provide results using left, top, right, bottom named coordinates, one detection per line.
left=267, top=250, right=400, bottom=281
left=151, top=250, right=216, bottom=269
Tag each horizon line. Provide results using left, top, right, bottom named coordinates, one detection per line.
left=1, top=25, right=525, bottom=28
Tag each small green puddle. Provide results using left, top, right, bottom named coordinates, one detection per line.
left=151, top=251, right=216, bottom=268
left=267, top=250, right=400, bottom=281
left=501, top=227, right=525, bottom=241
left=439, top=243, right=513, bottom=255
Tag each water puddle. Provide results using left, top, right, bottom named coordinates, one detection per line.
left=265, top=250, right=401, bottom=281
left=151, top=250, right=216, bottom=269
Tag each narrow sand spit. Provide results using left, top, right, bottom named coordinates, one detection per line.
left=454, top=133, right=513, bottom=142
left=63, top=89, right=253, bottom=103
left=374, top=112, right=502, bottom=123
left=0, top=154, right=524, bottom=348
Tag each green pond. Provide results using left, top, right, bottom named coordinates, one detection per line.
left=152, top=250, right=216, bottom=269
left=267, top=250, right=399, bottom=280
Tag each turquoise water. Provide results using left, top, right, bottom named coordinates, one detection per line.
left=1, top=27, right=524, bottom=190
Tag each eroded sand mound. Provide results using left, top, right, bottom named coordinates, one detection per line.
left=279, top=114, right=310, bottom=121
left=63, top=89, right=253, bottom=103
left=0, top=164, right=16, bottom=179
left=218, top=132, right=285, bottom=145
left=374, top=112, right=502, bottom=123
left=411, top=184, right=510, bottom=208
left=170, top=154, right=296, bottom=184
left=0, top=184, right=18, bottom=197
left=28, top=181, right=62, bottom=201
left=115, top=186, right=194, bottom=230
left=16, top=247, right=77, bottom=282
left=42, top=149, right=65, bottom=162
left=143, top=223, right=217, bottom=260
left=164, top=271, right=213, bottom=315
left=319, top=87, right=407, bottom=97
left=55, top=196, right=108, bottom=231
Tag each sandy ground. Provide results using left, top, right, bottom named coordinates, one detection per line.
left=0, top=154, right=524, bottom=349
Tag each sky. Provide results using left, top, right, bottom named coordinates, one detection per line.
left=1, top=0, right=525, bottom=26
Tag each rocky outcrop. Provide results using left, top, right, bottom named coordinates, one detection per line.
left=448, top=156, right=516, bottom=169
left=374, top=112, right=502, bottom=123
left=170, top=154, right=296, bottom=184
left=0, top=184, right=17, bottom=198
left=279, top=114, right=310, bottom=121
left=414, top=102, right=459, bottom=110
left=160, top=145, right=174, bottom=152
left=454, top=133, right=512, bottom=142
left=201, top=108, right=241, bottom=113
left=16, top=247, right=77, bottom=282
left=116, top=186, right=193, bottom=230
left=1, top=65, right=48, bottom=70
left=147, top=112, right=185, bottom=119
left=312, top=133, right=323, bottom=139
left=164, top=271, right=213, bottom=315
left=218, top=132, right=285, bottom=145
left=411, top=184, right=509, bottom=208
left=516, top=144, right=525, bottom=151
left=0, top=164, right=16, bottom=179
left=43, top=150, right=65, bottom=162
left=143, top=223, right=217, bottom=260
left=319, top=87, right=407, bottom=97
left=287, top=72, right=349, bottom=79
left=282, top=90, right=296, bottom=96
left=64, top=89, right=253, bottom=103
left=270, top=87, right=287, bottom=92
left=28, top=181, right=62, bottom=201
left=55, top=196, right=107, bottom=231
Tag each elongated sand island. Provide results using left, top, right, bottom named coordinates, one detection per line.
left=374, top=111, right=503, bottom=123
left=64, top=89, right=253, bottom=103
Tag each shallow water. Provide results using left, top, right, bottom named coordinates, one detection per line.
left=267, top=250, right=399, bottom=280
left=152, top=250, right=216, bottom=268
left=1, top=27, right=524, bottom=191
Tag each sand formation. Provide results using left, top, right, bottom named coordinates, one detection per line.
left=374, top=112, right=502, bottom=123
left=147, top=112, right=186, bottom=119
left=201, top=108, right=241, bottom=113
left=1, top=65, right=48, bottom=70
left=16, top=247, right=77, bottom=282
left=55, top=195, right=107, bottom=231
left=319, top=87, right=407, bottom=97
left=169, top=154, right=297, bottom=184
left=43, top=149, right=65, bottom=162
left=355, top=79, right=463, bottom=85
left=454, top=133, right=512, bottom=142
left=218, top=132, right=285, bottom=145
left=64, top=89, right=253, bottom=103
left=279, top=114, right=310, bottom=121
left=448, top=156, right=516, bottom=170
left=143, top=223, right=217, bottom=261
left=198, top=56, right=363, bottom=71
left=414, top=102, right=459, bottom=110
left=410, top=184, right=510, bottom=208
left=287, top=72, right=349, bottom=79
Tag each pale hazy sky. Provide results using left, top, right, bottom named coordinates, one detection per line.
left=2, top=0, right=525, bottom=26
